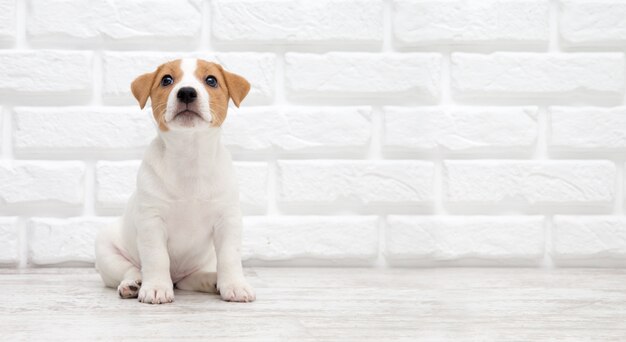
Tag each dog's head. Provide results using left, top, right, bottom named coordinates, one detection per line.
left=130, top=58, right=250, bottom=131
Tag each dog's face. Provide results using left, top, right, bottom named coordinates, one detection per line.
left=130, top=58, right=250, bottom=131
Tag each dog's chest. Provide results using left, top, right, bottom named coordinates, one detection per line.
left=164, top=161, right=214, bottom=198
left=163, top=199, right=218, bottom=278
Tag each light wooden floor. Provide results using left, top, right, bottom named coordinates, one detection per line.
left=0, top=268, right=625, bottom=341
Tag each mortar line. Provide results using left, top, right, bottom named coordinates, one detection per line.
left=1, top=107, right=13, bottom=160
left=274, top=48, right=287, bottom=106
left=615, top=162, right=624, bottom=216
left=375, top=215, right=388, bottom=268
left=91, top=51, right=103, bottom=106
left=15, top=0, right=27, bottom=49
left=266, top=157, right=280, bottom=217
left=433, top=158, right=446, bottom=216
left=18, top=217, right=28, bottom=269
left=200, top=0, right=212, bottom=52
left=440, top=49, right=452, bottom=106
left=382, top=0, right=394, bottom=53
left=368, top=106, right=383, bottom=161
left=82, top=161, right=96, bottom=217
left=534, top=106, right=549, bottom=160
left=548, top=0, right=560, bottom=53
left=542, top=215, right=555, bottom=269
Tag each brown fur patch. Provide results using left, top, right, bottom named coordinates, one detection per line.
left=195, top=60, right=251, bottom=127
left=130, top=59, right=183, bottom=131
left=131, top=59, right=250, bottom=129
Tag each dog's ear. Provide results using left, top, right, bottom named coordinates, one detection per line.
left=222, top=70, right=250, bottom=108
left=131, top=71, right=156, bottom=109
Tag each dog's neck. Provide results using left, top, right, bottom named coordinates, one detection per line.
left=157, top=128, right=222, bottom=171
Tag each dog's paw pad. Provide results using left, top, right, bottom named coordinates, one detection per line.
left=118, top=279, right=142, bottom=299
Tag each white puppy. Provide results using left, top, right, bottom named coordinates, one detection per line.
left=95, top=58, right=255, bottom=304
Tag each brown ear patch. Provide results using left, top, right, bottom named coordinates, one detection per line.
left=130, top=72, right=155, bottom=110
left=130, top=59, right=183, bottom=131
left=222, top=70, right=251, bottom=108
left=195, top=60, right=250, bottom=126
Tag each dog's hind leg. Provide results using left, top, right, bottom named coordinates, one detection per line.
left=95, top=220, right=142, bottom=299
left=175, top=246, right=218, bottom=293
left=175, top=269, right=218, bottom=293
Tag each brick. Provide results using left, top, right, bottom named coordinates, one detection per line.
left=0, top=51, right=92, bottom=94
left=0, top=162, right=84, bottom=206
left=13, top=107, right=154, bottom=154
left=560, top=0, right=626, bottom=46
left=29, top=217, right=114, bottom=265
left=223, top=107, right=372, bottom=151
left=0, top=218, right=19, bottom=264
left=549, top=107, right=626, bottom=151
left=393, top=0, right=549, bottom=46
left=0, top=0, right=16, bottom=43
left=233, top=162, right=269, bottom=211
left=553, top=216, right=626, bottom=261
left=212, top=0, right=383, bottom=44
left=383, top=106, right=538, bottom=152
left=28, top=0, right=201, bottom=41
left=285, top=53, right=441, bottom=100
left=96, top=161, right=268, bottom=211
left=386, top=216, right=544, bottom=264
left=102, top=52, right=275, bottom=104
left=451, top=53, right=625, bottom=99
left=242, top=216, right=378, bottom=264
left=277, top=160, right=435, bottom=204
left=95, top=161, right=140, bottom=210
left=444, top=161, right=615, bottom=205
left=213, top=53, right=276, bottom=105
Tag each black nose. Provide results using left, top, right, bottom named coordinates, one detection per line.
left=177, top=87, right=197, bottom=104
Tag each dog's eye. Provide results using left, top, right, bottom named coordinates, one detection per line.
left=161, top=75, right=174, bottom=87
left=205, top=75, right=218, bottom=88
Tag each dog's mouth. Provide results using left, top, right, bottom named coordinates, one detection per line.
left=171, top=109, right=206, bottom=127
left=174, top=109, right=202, bottom=119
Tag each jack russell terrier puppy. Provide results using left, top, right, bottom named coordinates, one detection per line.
left=95, top=58, right=255, bottom=304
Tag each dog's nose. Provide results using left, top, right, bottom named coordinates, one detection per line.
left=177, top=87, right=197, bottom=104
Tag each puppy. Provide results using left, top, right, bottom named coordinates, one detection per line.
left=95, top=58, right=255, bottom=304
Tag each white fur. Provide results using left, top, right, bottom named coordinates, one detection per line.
left=164, top=59, right=212, bottom=126
left=95, top=58, right=255, bottom=304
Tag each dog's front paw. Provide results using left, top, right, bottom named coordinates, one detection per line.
left=138, top=281, right=174, bottom=304
left=118, top=279, right=142, bottom=299
left=218, top=279, right=256, bottom=302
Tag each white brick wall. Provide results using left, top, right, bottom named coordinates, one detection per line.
left=285, top=53, right=442, bottom=100
left=386, top=216, right=545, bottom=266
left=0, top=0, right=16, bottom=44
left=212, top=0, right=384, bottom=44
left=451, top=53, right=625, bottom=99
left=0, top=218, right=19, bottom=265
left=559, top=0, right=626, bottom=47
left=13, top=107, right=154, bottom=156
left=28, top=0, right=202, bottom=43
left=444, top=161, right=616, bottom=206
left=0, top=0, right=625, bottom=268
left=0, top=51, right=92, bottom=94
left=393, top=0, right=550, bottom=46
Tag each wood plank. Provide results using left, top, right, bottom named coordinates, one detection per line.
left=0, top=268, right=624, bottom=341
